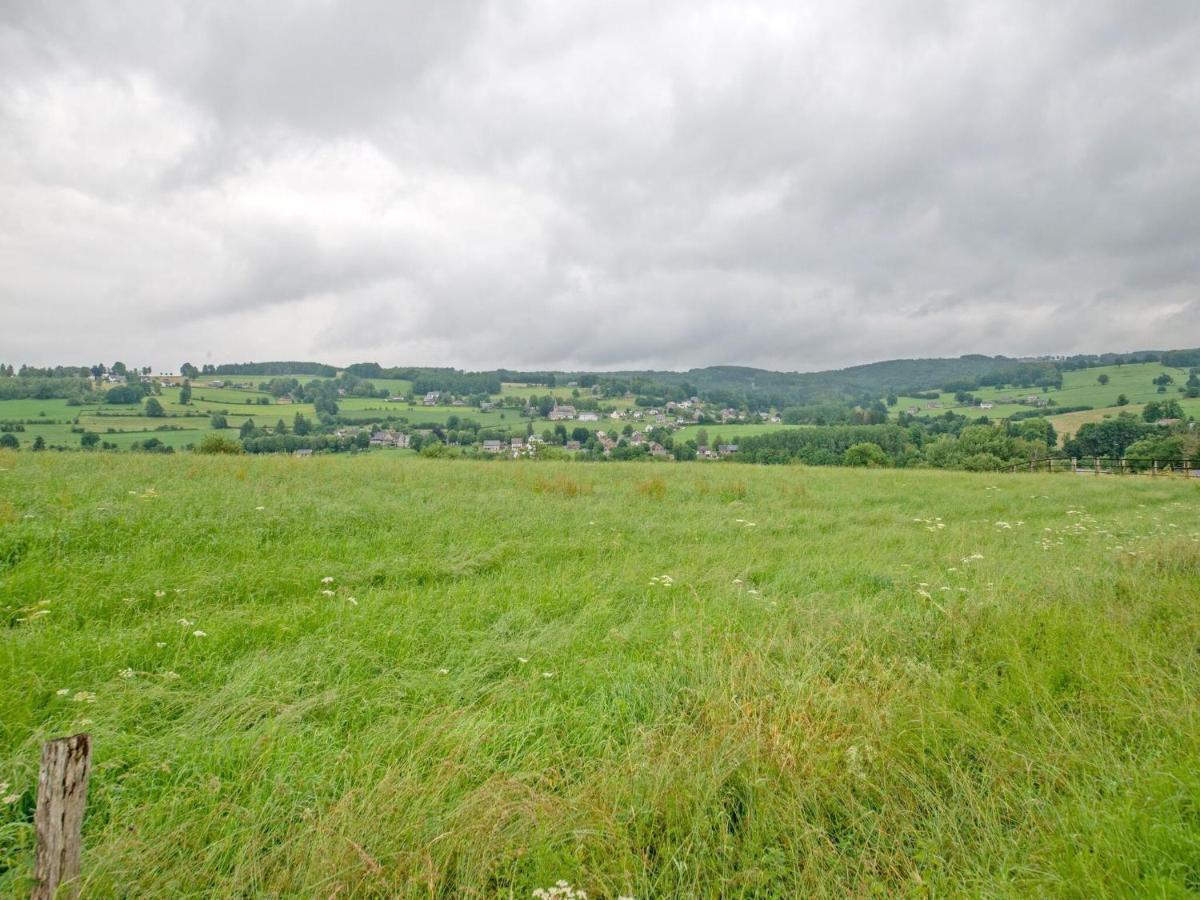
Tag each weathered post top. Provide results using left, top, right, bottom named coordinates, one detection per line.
left=33, top=733, right=92, bottom=900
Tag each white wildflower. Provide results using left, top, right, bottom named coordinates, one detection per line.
left=347, top=597, right=358, bottom=606
left=155, top=642, right=166, bottom=648
left=541, top=671, right=555, bottom=678
left=321, top=589, right=335, bottom=597
left=56, top=688, right=70, bottom=696
left=154, top=590, right=166, bottom=598
left=177, top=618, right=193, bottom=626
left=846, top=745, right=866, bottom=780
left=192, top=630, right=207, bottom=637
left=118, top=668, right=135, bottom=679
left=72, top=691, right=96, bottom=703
left=517, top=657, right=529, bottom=663
left=437, top=668, right=449, bottom=675
left=163, top=671, right=180, bottom=680
left=321, top=576, right=335, bottom=584
left=533, top=882, right=586, bottom=900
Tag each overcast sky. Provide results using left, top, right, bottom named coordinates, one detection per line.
left=2, top=1, right=1198, bottom=373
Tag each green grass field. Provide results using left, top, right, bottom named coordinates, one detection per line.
left=893, top=362, right=1192, bottom=424
left=1, top=453, right=1198, bottom=895
left=674, top=422, right=796, bottom=444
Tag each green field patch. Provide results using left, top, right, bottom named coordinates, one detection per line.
left=0, top=398, right=91, bottom=421
left=673, top=422, right=798, bottom=444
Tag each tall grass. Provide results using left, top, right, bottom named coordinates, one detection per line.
left=1, top=451, right=1198, bottom=896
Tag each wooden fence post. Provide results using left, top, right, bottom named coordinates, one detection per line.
left=33, top=733, right=91, bottom=900
left=1152, top=460, right=1158, bottom=477
left=1094, top=457, right=1101, bottom=475
left=1071, top=457, right=1077, bottom=473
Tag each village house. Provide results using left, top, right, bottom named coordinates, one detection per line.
left=718, top=444, right=739, bottom=456
left=481, top=439, right=504, bottom=453
left=565, top=440, right=582, bottom=450
left=577, top=411, right=599, bottom=422
left=369, top=430, right=409, bottom=448
left=423, top=391, right=440, bottom=405
left=979, top=402, right=995, bottom=410
left=649, top=442, right=670, bottom=458
left=549, top=405, right=577, bottom=420
left=696, top=445, right=716, bottom=459
left=292, top=448, right=313, bottom=458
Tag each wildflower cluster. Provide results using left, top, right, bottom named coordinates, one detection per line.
left=533, top=882, right=603, bottom=900
left=647, top=574, right=674, bottom=587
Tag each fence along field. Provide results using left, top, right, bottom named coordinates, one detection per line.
left=1, top=451, right=1199, bottom=895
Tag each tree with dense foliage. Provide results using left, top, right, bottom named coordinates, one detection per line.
left=144, top=397, right=165, bottom=417
left=32, top=435, right=46, bottom=450
left=1062, top=416, right=1150, bottom=459
left=0, top=433, right=18, bottom=449
left=80, top=432, right=100, bottom=449
left=210, top=414, right=227, bottom=429
left=179, top=381, right=192, bottom=404
left=180, top=362, right=199, bottom=379
left=1097, top=373, right=1109, bottom=385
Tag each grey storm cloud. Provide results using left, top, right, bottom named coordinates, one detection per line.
left=1, top=0, right=1198, bottom=372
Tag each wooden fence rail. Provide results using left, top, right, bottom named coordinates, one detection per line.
left=1007, top=457, right=1199, bottom=476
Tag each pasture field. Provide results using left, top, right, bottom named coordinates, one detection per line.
left=893, top=362, right=1192, bottom=423
left=1, top=453, right=1198, bottom=896
left=341, top=403, right=525, bottom=431
left=1048, top=398, right=1200, bottom=442
left=674, top=422, right=799, bottom=444
left=0, top=398, right=95, bottom=421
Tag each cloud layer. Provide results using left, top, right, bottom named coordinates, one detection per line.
left=2, top=0, right=1198, bottom=371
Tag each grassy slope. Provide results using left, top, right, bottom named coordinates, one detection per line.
left=2, top=453, right=1199, bottom=895
left=894, top=362, right=1192, bottom=424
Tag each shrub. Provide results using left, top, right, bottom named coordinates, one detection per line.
left=843, top=442, right=890, bottom=467
left=962, top=452, right=1005, bottom=471
left=197, top=434, right=243, bottom=455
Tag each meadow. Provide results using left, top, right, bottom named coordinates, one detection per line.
left=894, top=362, right=1194, bottom=431
left=1, top=452, right=1198, bottom=896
